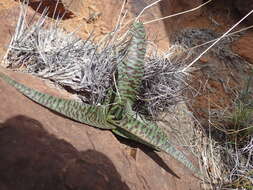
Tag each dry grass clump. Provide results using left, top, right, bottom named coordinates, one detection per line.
left=196, top=74, right=253, bottom=189
left=171, top=27, right=253, bottom=189
left=4, top=2, right=118, bottom=105
left=136, top=44, right=190, bottom=116
left=219, top=73, right=253, bottom=189
left=171, top=28, right=246, bottom=66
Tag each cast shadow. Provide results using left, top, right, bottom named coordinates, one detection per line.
left=0, top=115, right=129, bottom=190
left=16, top=0, right=74, bottom=19
left=115, top=135, right=180, bottom=179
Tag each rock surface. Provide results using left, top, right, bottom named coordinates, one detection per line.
left=0, top=1, right=21, bottom=59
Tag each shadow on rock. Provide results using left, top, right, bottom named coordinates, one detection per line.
left=16, top=0, right=74, bottom=19
left=0, top=115, right=129, bottom=190
left=115, top=134, right=180, bottom=178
